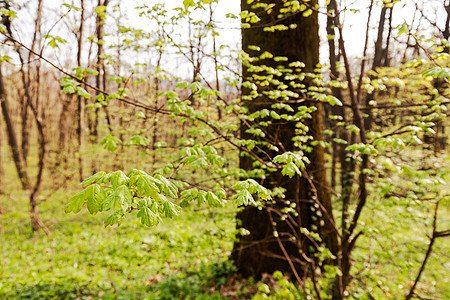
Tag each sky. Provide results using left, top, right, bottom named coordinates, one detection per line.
left=5, top=0, right=448, bottom=79
left=119, top=0, right=448, bottom=73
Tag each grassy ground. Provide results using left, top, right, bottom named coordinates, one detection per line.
left=0, top=188, right=237, bottom=299
left=1, top=187, right=449, bottom=299
left=350, top=196, right=450, bottom=299
left=0, top=151, right=449, bottom=299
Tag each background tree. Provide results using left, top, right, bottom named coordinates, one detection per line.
left=0, top=0, right=448, bottom=299
left=232, top=0, right=339, bottom=281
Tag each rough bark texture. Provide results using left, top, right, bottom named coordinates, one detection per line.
left=232, top=0, right=338, bottom=278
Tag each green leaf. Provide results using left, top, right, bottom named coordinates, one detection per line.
left=273, top=152, right=289, bottom=164
left=232, top=181, right=250, bottom=190
left=95, top=94, right=105, bottom=102
left=422, top=67, right=450, bottom=79
left=333, top=138, right=348, bottom=145
left=45, top=35, right=67, bottom=48
left=302, top=8, right=313, bottom=17
left=346, top=124, right=360, bottom=133
left=232, top=190, right=255, bottom=206
left=0, top=55, right=12, bottom=62
left=62, top=85, right=76, bottom=94
left=100, top=135, right=122, bottom=152
left=137, top=207, right=162, bottom=227
left=135, top=175, right=161, bottom=199
left=215, top=188, right=227, bottom=200
left=76, top=87, right=91, bottom=99
left=65, top=190, right=86, bottom=214
left=110, top=171, right=129, bottom=188
left=180, top=188, right=199, bottom=207
left=133, top=111, right=145, bottom=118
left=328, top=95, right=343, bottom=106
left=62, top=3, right=82, bottom=11
left=175, top=82, right=189, bottom=89
left=85, top=184, right=106, bottom=215
left=155, top=174, right=178, bottom=198
left=104, top=209, right=125, bottom=227
left=81, top=171, right=106, bottom=187
left=183, top=0, right=194, bottom=8
left=103, top=185, right=133, bottom=211
left=282, top=161, right=300, bottom=178
left=130, top=135, right=150, bottom=146
left=161, top=199, right=181, bottom=218
left=206, top=191, right=223, bottom=207
left=397, top=22, right=408, bottom=35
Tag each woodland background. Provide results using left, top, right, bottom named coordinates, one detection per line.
left=0, top=0, right=449, bottom=299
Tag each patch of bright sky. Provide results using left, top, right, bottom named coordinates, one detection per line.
left=107, top=0, right=448, bottom=70
left=7, top=0, right=448, bottom=80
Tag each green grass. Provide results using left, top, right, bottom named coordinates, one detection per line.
left=349, top=196, right=450, bottom=299
left=0, top=189, right=237, bottom=299
left=0, top=149, right=449, bottom=299
left=2, top=186, right=448, bottom=299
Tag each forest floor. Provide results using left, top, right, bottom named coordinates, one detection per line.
left=0, top=168, right=448, bottom=299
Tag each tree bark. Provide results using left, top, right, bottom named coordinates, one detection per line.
left=0, top=65, right=30, bottom=190
left=0, top=106, right=3, bottom=194
left=77, top=0, right=85, bottom=181
left=93, top=0, right=110, bottom=142
left=443, top=1, right=450, bottom=53
left=232, top=0, right=338, bottom=278
left=365, top=4, right=393, bottom=130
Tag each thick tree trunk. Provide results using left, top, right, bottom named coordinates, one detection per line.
left=232, top=0, right=338, bottom=278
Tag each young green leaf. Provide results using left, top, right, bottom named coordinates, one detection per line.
left=135, top=175, right=161, bottom=199
left=85, top=184, right=106, bottom=215
left=65, top=190, right=86, bottom=214
left=137, top=207, right=162, bottom=227
left=104, top=209, right=125, bottom=227
left=154, top=174, right=178, bottom=198
left=81, top=171, right=106, bottom=187
left=232, top=190, right=255, bottom=206
left=282, top=161, right=300, bottom=178
left=103, top=185, right=133, bottom=211
left=161, top=199, right=181, bottom=218
left=110, top=171, right=129, bottom=189
left=206, top=191, right=223, bottom=207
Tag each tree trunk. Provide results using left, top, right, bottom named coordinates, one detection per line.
left=326, top=0, right=347, bottom=191
left=28, top=90, right=46, bottom=233
left=93, top=0, right=110, bottom=142
left=443, top=1, right=450, bottom=53
left=77, top=0, right=85, bottom=181
left=0, top=65, right=30, bottom=190
left=365, top=4, right=392, bottom=130
left=232, top=0, right=338, bottom=278
left=29, top=0, right=45, bottom=232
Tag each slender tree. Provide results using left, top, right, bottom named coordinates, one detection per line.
left=0, top=65, right=30, bottom=190
left=76, top=0, right=86, bottom=181
left=365, top=2, right=395, bottom=130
